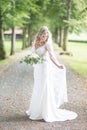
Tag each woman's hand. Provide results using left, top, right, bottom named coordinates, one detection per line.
left=58, top=65, right=64, bottom=69
left=32, top=40, right=35, bottom=46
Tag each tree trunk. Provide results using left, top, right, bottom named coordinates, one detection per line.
left=0, top=8, right=6, bottom=60
left=62, top=0, right=71, bottom=51
left=28, top=23, right=32, bottom=46
left=55, top=27, right=59, bottom=45
left=10, top=27, right=16, bottom=55
left=59, top=27, right=63, bottom=47
left=22, top=28, right=26, bottom=50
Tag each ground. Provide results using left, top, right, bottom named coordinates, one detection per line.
left=0, top=50, right=87, bottom=130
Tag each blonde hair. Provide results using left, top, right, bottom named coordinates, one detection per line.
left=35, top=26, right=49, bottom=49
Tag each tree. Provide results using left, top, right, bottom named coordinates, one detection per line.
left=9, top=0, right=30, bottom=54
left=21, top=0, right=41, bottom=49
left=0, top=0, right=11, bottom=59
left=46, top=0, right=87, bottom=53
left=22, top=0, right=50, bottom=48
left=1, top=0, right=87, bottom=59
left=62, top=0, right=71, bottom=51
left=10, top=0, right=16, bottom=55
left=70, top=0, right=87, bottom=33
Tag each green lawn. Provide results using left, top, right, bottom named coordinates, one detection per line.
left=0, top=40, right=23, bottom=66
left=4, top=40, right=22, bottom=56
left=54, top=42, right=87, bottom=78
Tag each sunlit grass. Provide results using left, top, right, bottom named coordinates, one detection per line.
left=54, top=42, right=87, bottom=78
left=0, top=59, right=8, bottom=66
left=4, top=40, right=22, bottom=56
left=0, top=40, right=23, bottom=66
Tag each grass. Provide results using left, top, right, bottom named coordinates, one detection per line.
left=0, top=40, right=23, bottom=66
left=0, top=59, right=8, bottom=66
left=54, top=42, right=87, bottom=78
left=4, top=40, right=22, bottom=56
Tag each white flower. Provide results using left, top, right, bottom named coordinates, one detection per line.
left=31, top=53, right=39, bottom=58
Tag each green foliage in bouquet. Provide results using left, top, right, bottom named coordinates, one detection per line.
left=20, top=53, right=44, bottom=65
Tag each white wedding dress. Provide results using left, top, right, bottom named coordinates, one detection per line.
left=26, top=37, right=77, bottom=122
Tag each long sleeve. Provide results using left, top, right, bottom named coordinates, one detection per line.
left=31, top=45, right=35, bottom=53
left=45, top=43, right=62, bottom=68
left=29, top=40, right=35, bottom=54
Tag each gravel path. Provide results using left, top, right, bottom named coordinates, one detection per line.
left=0, top=50, right=87, bottom=130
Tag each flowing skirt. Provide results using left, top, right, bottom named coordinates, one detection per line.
left=26, top=58, right=77, bottom=122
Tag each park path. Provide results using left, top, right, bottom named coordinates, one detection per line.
left=0, top=49, right=87, bottom=130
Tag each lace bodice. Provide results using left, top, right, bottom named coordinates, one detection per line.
left=35, top=45, right=47, bottom=57
left=31, top=42, right=60, bottom=65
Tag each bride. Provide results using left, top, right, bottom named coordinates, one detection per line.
left=26, top=26, right=77, bottom=122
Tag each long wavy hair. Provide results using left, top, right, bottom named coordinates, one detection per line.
left=34, top=26, right=49, bottom=49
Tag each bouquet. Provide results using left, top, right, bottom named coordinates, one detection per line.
left=20, top=53, right=44, bottom=65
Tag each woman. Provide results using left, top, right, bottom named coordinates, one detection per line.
left=26, top=26, right=77, bottom=122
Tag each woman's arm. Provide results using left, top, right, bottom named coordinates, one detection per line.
left=45, top=44, right=64, bottom=69
left=29, top=40, right=35, bottom=54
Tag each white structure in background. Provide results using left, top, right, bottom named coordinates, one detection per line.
left=4, top=28, right=22, bottom=39
left=68, top=32, right=87, bottom=41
